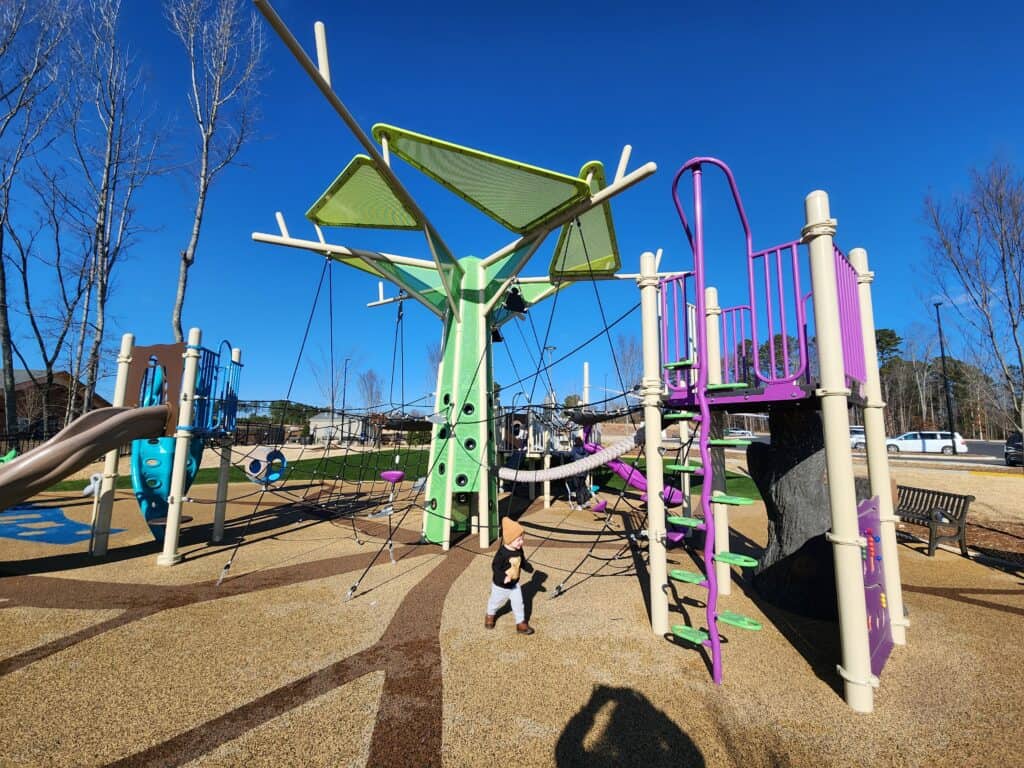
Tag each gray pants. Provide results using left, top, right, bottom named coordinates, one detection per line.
left=487, top=583, right=525, bottom=623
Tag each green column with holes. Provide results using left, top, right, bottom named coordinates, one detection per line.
left=423, top=257, right=499, bottom=546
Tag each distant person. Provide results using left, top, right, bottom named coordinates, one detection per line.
left=484, top=517, right=535, bottom=635
left=568, top=436, right=592, bottom=508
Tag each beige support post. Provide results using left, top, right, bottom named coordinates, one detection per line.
left=705, top=287, right=731, bottom=596
left=803, top=192, right=875, bottom=713
left=90, top=333, right=135, bottom=557
left=639, top=251, right=669, bottom=635
left=850, top=248, right=908, bottom=646
left=212, top=347, right=242, bottom=544
left=158, top=328, right=202, bottom=566
left=542, top=423, right=552, bottom=509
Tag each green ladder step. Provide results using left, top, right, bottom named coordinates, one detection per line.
left=717, top=611, right=762, bottom=631
left=664, top=358, right=695, bottom=370
left=671, top=625, right=710, bottom=644
left=663, top=411, right=696, bottom=421
left=707, top=382, right=750, bottom=391
left=665, top=463, right=702, bottom=473
left=709, top=438, right=751, bottom=447
left=666, top=515, right=704, bottom=528
left=714, top=552, right=759, bottom=568
left=669, top=568, right=706, bottom=585
left=711, top=494, right=755, bottom=506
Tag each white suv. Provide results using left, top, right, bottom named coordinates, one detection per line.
left=849, top=425, right=865, bottom=448
left=884, top=431, right=968, bottom=455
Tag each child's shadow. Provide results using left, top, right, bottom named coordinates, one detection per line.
left=495, top=569, right=548, bottom=623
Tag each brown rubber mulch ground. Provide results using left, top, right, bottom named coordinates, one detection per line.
left=0, top=466, right=1022, bottom=767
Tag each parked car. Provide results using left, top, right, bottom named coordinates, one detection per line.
left=884, top=431, right=968, bottom=455
left=849, top=425, right=865, bottom=448
left=725, top=428, right=754, bottom=438
left=1005, top=432, right=1023, bottom=466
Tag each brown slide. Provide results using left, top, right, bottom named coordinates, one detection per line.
left=0, top=406, right=170, bottom=512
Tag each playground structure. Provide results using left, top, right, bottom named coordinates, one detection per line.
left=0, top=0, right=907, bottom=720
left=0, top=328, right=242, bottom=566
left=245, top=2, right=906, bottom=713
left=249, top=2, right=657, bottom=552
left=636, top=158, right=906, bottom=713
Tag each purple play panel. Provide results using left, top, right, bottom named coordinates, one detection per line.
left=858, top=496, right=893, bottom=677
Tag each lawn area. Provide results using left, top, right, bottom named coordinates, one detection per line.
left=46, top=448, right=432, bottom=493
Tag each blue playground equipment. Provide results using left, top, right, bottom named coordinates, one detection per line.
left=130, top=340, right=242, bottom=541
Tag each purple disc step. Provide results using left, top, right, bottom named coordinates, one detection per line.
left=380, top=470, right=405, bottom=484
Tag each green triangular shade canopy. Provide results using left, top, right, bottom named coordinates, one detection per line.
left=372, top=123, right=591, bottom=234
left=306, top=155, right=421, bottom=230
left=549, top=161, right=620, bottom=280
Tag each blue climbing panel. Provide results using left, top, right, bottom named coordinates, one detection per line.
left=131, top=437, right=204, bottom=542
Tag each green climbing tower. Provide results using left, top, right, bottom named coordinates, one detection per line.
left=249, top=8, right=656, bottom=548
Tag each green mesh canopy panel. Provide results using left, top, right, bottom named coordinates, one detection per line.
left=327, top=251, right=384, bottom=279
left=549, top=161, right=620, bottom=280
left=373, top=260, right=449, bottom=316
left=372, top=124, right=591, bottom=234
left=306, top=154, right=421, bottom=229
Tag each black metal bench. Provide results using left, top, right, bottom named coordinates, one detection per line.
left=895, top=485, right=974, bottom=557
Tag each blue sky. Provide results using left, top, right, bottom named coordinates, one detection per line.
left=80, top=0, right=1024, bottom=409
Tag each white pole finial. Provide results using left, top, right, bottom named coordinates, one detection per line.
left=314, top=21, right=331, bottom=86
left=615, top=144, right=632, bottom=183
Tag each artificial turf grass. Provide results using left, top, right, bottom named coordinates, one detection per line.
left=45, top=448, right=432, bottom=493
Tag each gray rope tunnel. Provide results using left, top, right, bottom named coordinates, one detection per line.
left=496, top=429, right=644, bottom=483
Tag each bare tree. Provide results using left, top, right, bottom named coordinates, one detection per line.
left=62, top=0, right=161, bottom=419
left=358, top=369, right=384, bottom=411
left=4, top=172, right=89, bottom=432
left=925, top=159, right=1024, bottom=435
left=613, top=334, right=642, bottom=403
left=903, top=327, right=934, bottom=428
left=166, top=0, right=264, bottom=342
left=0, top=0, right=75, bottom=433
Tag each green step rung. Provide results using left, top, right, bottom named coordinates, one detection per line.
left=707, top=382, right=750, bottom=391
left=717, top=611, right=762, bottom=631
left=709, top=438, right=751, bottom=447
left=669, top=568, right=706, bottom=585
left=714, top=552, right=759, bottom=568
left=665, top=463, right=701, bottom=473
left=666, top=515, right=704, bottom=528
left=711, top=494, right=755, bottom=506
left=663, top=411, right=696, bottom=421
left=671, top=625, right=709, bottom=644
left=664, top=358, right=695, bottom=370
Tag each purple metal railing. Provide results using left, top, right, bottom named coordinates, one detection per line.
left=719, top=305, right=752, bottom=385
left=660, top=272, right=696, bottom=392
left=834, top=245, right=867, bottom=387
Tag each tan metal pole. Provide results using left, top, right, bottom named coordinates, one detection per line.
left=849, top=248, right=908, bottom=646
left=212, top=347, right=242, bottom=544
left=91, top=333, right=135, bottom=556
left=158, top=328, right=202, bottom=566
left=803, top=192, right=875, bottom=713
left=705, top=287, right=731, bottom=596
left=639, top=251, right=669, bottom=635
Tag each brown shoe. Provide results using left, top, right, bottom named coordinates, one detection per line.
left=484, top=614, right=496, bottom=629
left=516, top=622, right=535, bottom=635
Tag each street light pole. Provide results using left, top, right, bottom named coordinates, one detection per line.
left=933, top=302, right=958, bottom=455
left=543, top=345, right=556, bottom=404
left=341, top=357, right=350, bottom=442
